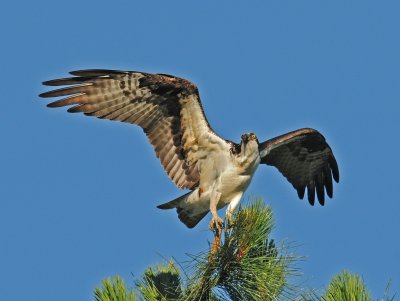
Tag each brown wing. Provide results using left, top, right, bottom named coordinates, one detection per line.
left=259, top=128, right=339, bottom=205
left=40, top=69, right=231, bottom=190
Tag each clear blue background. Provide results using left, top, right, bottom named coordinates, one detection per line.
left=1, top=1, right=399, bottom=300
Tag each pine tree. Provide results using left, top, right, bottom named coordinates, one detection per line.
left=94, top=199, right=396, bottom=301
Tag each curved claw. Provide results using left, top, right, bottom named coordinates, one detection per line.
left=225, top=215, right=234, bottom=230
left=209, top=216, right=224, bottom=236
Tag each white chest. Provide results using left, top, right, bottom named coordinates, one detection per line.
left=218, top=155, right=260, bottom=202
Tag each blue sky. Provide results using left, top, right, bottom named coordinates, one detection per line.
left=1, top=1, right=399, bottom=300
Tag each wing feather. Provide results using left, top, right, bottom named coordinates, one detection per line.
left=259, top=128, right=339, bottom=205
left=324, top=166, right=333, bottom=198
left=40, top=69, right=229, bottom=190
left=40, top=83, right=94, bottom=97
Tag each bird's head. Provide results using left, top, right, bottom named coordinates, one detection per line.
left=240, top=132, right=259, bottom=156
left=241, top=132, right=259, bottom=144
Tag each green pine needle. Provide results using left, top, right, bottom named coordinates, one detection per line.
left=93, top=198, right=397, bottom=301
left=94, top=276, right=136, bottom=301
left=323, top=270, right=372, bottom=301
left=301, top=271, right=396, bottom=301
left=135, top=261, right=182, bottom=301
left=183, top=198, right=300, bottom=300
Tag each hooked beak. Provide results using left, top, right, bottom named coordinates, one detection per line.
left=241, top=134, right=249, bottom=155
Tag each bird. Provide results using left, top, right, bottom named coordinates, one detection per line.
left=39, top=69, right=339, bottom=233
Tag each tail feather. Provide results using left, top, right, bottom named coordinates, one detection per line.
left=157, top=192, right=191, bottom=209
left=177, top=208, right=208, bottom=228
left=157, top=192, right=209, bottom=228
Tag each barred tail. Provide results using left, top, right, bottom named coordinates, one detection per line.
left=157, top=192, right=209, bottom=228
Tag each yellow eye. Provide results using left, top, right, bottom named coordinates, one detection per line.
left=251, top=134, right=256, bottom=140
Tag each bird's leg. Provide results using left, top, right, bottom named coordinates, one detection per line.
left=208, top=191, right=223, bottom=260
left=208, top=191, right=223, bottom=236
left=225, top=194, right=242, bottom=229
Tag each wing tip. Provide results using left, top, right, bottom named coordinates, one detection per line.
left=331, top=157, right=340, bottom=183
left=69, top=69, right=129, bottom=76
left=42, top=80, right=56, bottom=86
left=38, top=91, right=48, bottom=98
left=67, top=106, right=80, bottom=113
left=297, top=187, right=305, bottom=199
left=69, top=69, right=101, bottom=76
left=46, top=102, right=58, bottom=108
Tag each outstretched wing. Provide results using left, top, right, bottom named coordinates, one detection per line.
left=40, top=69, right=232, bottom=190
left=259, top=128, right=339, bottom=205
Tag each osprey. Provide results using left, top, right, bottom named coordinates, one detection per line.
left=40, top=69, right=339, bottom=232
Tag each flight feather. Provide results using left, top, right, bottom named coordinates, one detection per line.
left=40, top=69, right=231, bottom=190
